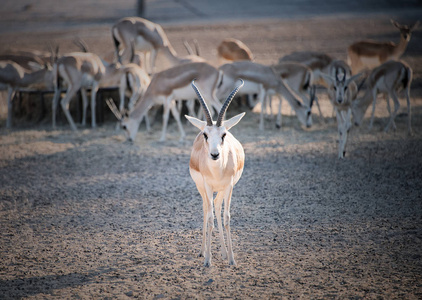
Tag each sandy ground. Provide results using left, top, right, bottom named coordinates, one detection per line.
left=1, top=1, right=422, bottom=299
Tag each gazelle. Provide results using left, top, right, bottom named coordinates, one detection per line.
left=352, top=60, right=413, bottom=135
left=271, top=62, right=316, bottom=127
left=217, top=61, right=312, bottom=130
left=216, top=38, right=254, bottom=65
left=321, top=71, right=364, bottom=158
left=112, top=17, right=204, bottom=74
left=348, top=20, right=419, bottom=75
left=186, top=79, right=245, bottom=267
left=0, top=60, right=54, bottom=128
left=52, top=51, right=128, bottom=130
left=279, top=51, right=352, bottom=117
left=107, top=62, right=223, bottom=142
left=0, top=51, right=49, bottom=71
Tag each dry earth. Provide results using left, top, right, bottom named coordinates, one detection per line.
left=1, top=2, right=422, bottom=299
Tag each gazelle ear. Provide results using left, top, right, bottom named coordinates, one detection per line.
left=391, top=19, right=401, bottom=28
left=223, top=113, right=245, bottom=130
left=185, top=115, right=207, bottom=131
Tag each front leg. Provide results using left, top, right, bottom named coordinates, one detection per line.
left=90, top=83, right=100, bottom=128
left=214, top=191, right=228, bottom=260
left=169, top=100, right=186, bottom=142
left=223, top=184, right=236, bottom=266
left=160, top=98, right=171, bottom=142
left=6, top=87, right=16, bottom=129
left=336, top=109, right=347, bottom=159
left=258, top=87, right=267, bottom=131
left=203, top=183, right=214, bottom=267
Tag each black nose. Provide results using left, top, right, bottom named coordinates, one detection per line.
left=211, top=153, right=219, bottom=160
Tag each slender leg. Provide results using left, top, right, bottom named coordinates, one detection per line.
left=259, top=88, right=267, bottom=131
left=187, top=99, right=196, bottom=118
left=336, top=109, right=346, bottom=159
left=91, top=83, right=99, bottom=128
left=203, top=183, right=214, bottom=267
left=61, top=84, right=80, bottom=131
left=214, top=191, right=228, bottom=260
left=6, top=87, right=16, bottom=129
left=385, top=90, right=400, bottom=133
left=385, top=94, right=396, bottom=131
left=52, top=86, right=62, bottom=129
left=405, top=87, right=412, bottom=135
left=80, top=88, right=89, bottom=126
left=369, top=89, right=378, bottom=130
left=223, top=184, right=236, bottom=266
left=169, top=101, right=186, bottom=141
left=160, top=98, right=171, bottom=141
left=276, top=94, right=283, bottom=129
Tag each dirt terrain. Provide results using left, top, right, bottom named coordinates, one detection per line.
left=1, top=1, right=422, bottom=299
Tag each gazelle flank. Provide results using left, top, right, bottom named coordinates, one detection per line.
left=186, top=79, right=245, bottom=267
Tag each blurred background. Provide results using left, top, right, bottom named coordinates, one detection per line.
left=1, top=0, right=422, bottom=33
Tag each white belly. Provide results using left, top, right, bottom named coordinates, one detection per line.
left=172, top=85, right=195, bottom=100
left=240, top=80, right=262, bottom=95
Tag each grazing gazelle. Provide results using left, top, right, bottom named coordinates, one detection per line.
left=112, top=17, right=204, bottom=74
left=348, top=20, right=419, bottom=74
left=52, top=52, right=125, bottom=130
left=186, top=79, right=245, bottom=267
left=106, top=62, right=223, bottom=142
left=352, top=60, right=413, bottom=135
left=321, top=70, right=364, bottom=158
left=217, top=61, right=312, bottom=130
left=0, top=60, right=54, bottom=128
left=279, top=51, right=351, bottom=117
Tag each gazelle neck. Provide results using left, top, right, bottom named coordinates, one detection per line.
left=19, top=68, right=49, bottom=88
left=393, top=34, right=410, bottom=58
left=155, top=46, right=179, bottom=71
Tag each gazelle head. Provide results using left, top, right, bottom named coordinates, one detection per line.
left=322, top=69, right=363, bottom=106
left=186, top=79, right=245, bottom=161
left=391, top=19, right=419, bottom=42
left=106, top=98, right=140, bottom=142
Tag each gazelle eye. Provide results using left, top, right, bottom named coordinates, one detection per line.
left=344, top=86, right=348, bottom=91
left=122, top=125, right=127, bottom=130
left=221, top=133, right=226, bottom=141
left=203, top=133, right=208, bottom=140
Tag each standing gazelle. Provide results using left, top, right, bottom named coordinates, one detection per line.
left=321, top=70, right=364, bottom=158
left=186, top=80, right=245, bottom=267
left=352, top=60, right=413, bottom=135
left=348, top=20, right=419, bottom=75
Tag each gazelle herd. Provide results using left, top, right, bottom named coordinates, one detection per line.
left=0, top=16, right=419, bottom=266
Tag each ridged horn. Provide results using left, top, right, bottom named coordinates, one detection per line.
left=216, top=79, right=244, bottom=127
left=191, top=80, right=213, bottom=126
